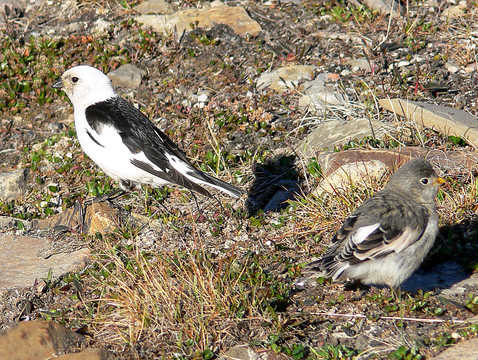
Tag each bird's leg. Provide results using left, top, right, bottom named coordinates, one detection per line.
left=146, top=187, right=173, bottom=217
left=392, top=285, right=406, bottom=344
left=188, top=190, right=204, bottom=215
left=84, top=188, right=126, bottom=206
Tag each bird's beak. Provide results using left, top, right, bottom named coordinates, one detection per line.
left=52, top=78, right=64, bottom=89
left=435, top=177, right=445, bottom=185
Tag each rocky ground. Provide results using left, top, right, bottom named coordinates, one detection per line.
left=0, top=0, right=478, bottom=359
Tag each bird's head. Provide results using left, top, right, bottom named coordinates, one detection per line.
left=385, top=158, right=445, bottom=204
left=52, top=65, right=116, bottom=108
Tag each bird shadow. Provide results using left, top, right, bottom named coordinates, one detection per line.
left=245, top=154, right=302, bottom=216
left=402, top=217, right=478, bottom=293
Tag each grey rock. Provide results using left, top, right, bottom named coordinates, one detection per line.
left=221, top=345, right=258, bottom=360
left=47, top=121, right=65, bottom=133
left=445, top=61, right=461, bottom=73
left=256, top=65, right=315, bottom=92
left=0, top=0, right=24, bottom=17
left=314, top=159, right=389, bottom=196
left=351, top=0, right=404, bottom=17
left=432, top=338, right=478, bottom=359
left=107, top=64, right=146, bottom=88
left=440, top=4, right=466, bottom=21
left=91, top=18, right=111, bottom=36
left=379, top=98, right=478, bottom=147
left=0, top=168, right=30, bottom=201
left=348, top=58, right=372, bottom=72
left=316, top=148, right=478, bottom=178
left=440, top=271, right=478, bottom=298
left=298, top=74, right=348, bottom=114
left=0, top=234, right=90, bottom=289
left=133, top=0, right=174, bottom=14
left=0, top=216, right=28, bottom=229
left=296, top=118, right=391, bottom=157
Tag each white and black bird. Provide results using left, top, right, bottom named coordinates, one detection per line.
left=52, top=65, right=244, bottom=199
left=302, top=159, right=444, bottom=291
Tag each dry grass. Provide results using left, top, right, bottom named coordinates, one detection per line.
left=84, top=235, right=279, bottom=358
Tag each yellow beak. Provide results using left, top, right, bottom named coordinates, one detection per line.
left=435, top=177, right=445, bottom=185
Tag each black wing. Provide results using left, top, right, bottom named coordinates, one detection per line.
left=85, top=97, right=214, bottom=196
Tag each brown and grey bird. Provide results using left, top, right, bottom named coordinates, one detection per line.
left=302, top=159, right=444, bottom=291
left=52, top=65, right=243, bottom=199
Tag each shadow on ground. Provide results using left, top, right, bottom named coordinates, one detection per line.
left=403, top=217, right=478, bottom=293
left=245, top=154, right=302, bottom=216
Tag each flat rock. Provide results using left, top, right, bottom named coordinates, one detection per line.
left=314, top=159, right=389, bottom=195
left=136, top=3, right=261, bottom=37
left=316, top=148, right=478, bottom=177
left=0, top=234, right=90, bottom=289
left=432, top=338, right=478, bottom=359
left=440, top=4, right=466, bottom=21
left=0, top=320, right=84, bottom=359
left=296, top=118, right=391, bottom=157
left=298, top=75, right=348, bottom=114
left=379, top=98, right=478, bottom=147
left=107, top=64, right=146, bottom=88
left=31, top=202, right=121, bottom=236
left=57, top=347, right=109, bottom=360
left=440, top=271, right=478, bottom=299
left=256, top=65, right=316, bottom=92
left=445, top=61, right=461, bottom=74
left=351, top=0, right=403, bottom=17
left=133, top=0, right=174, bottom=14
left=403, top=261, right=469, bottom=293
left=0, top=168, right=30, bottom=201
left=220, top=344, right=289, bottom=360
left=0, top=0, right=24, bottom=17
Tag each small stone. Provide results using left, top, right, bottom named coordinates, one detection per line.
left=91, top=18, right=111, bottom=36
left=84, top=202, right=120, bottom=235
left=396, top=60, right=410, bottom=67
left=359, top=0, right=404, bottom=18
left=0, top=168, right=30, bottom=201
left=445, top=61, right=461, bottom=73
left=221, top=345, right=258, bottom=360
left=256, top=65, right=316, bottom=92
left=465, top=63, right=477, bottom=73
left=107, top=64, right=146, bottom=88
left=32, top=201, right=121, bottom=236
left=348, top=58, right=372, bottom=72
left=48, top=121, right=65, bottom=132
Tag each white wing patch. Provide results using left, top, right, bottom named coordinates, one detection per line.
left=351, top=223, right=381, bottom=245
left=165, top=152, right=196, bottom=177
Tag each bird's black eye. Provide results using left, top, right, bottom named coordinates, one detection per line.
left=72, top=77, right=79, bottom=83
left=420, top=178, right=429, bottom=185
